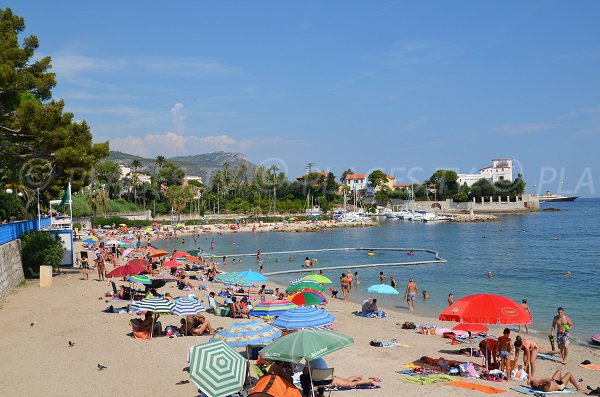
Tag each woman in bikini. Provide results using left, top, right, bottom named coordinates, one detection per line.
left=514, top=335, right=539, bottom=380
left=530, top=370, right=583, bottom=392
left=340, top=273, right=349, bottom=302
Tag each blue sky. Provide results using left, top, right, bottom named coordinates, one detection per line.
left=10, top=1, right=600, bottom=196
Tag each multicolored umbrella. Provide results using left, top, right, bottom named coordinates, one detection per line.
left=286, top=282, right=325, bottom=294
left=236, top=270, right=268, bottom=282
left=367, top=284, right=400, bottom=295
left=128, top=275, right=152, bottom=285
left=303, top=274, right=332, bottom=284
left=249, top=300, right=298, bottom=317
left=189, top=340, right=246, bottom=397
left=210, top=320, right=281, bottom=347
left=172, top=298, right=205, bottom=316
left=439, top=294, right=533, bottom=325
left=289, top=291, right=327, bottom=306
left=273, top=306, right=334, bottom=330
left=259, top=329, right=353, bottom=363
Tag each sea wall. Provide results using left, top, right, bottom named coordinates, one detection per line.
left=0, top=240, right=24, bottom=301
left=392, top=194, right=540, bottom=214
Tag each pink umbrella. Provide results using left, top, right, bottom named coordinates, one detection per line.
left=163, top=260, right=183, bottom=268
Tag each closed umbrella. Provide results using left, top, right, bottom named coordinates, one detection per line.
left=259, top=329, right=353, bottom=363
left=210, top=320, right=281, bottom=347
left=367, top=284, right=400, bottom=295
left=189, top=340, right=246, bottom=397
left=273, top=306, right=334, bottom=330
left=249, top=300, right=298, bottom=317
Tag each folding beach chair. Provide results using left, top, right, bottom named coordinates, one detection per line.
left=311, top=368, right=334, bottom=397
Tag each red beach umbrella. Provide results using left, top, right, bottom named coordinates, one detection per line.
left=106, top=263, right=146, bottom=278
left=171, top=251, right=189, bottom=259
left=126, top=258, right=151, bottom=267
left=439, top=294, right=532, bottom=325
left=162, top=260, right=183, bottom=268
left=452, top=323, right=489, bottom=333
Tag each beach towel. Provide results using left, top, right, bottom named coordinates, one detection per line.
left=400, top=374, right=455, bottom=385
left=579, top=363, right=600, bottom=371
left=510, top=386, right=578, bottom=395
left=353, top=311, right=387, bottom=318
left=325, top=385, right=381, bottom=391
left=537, top=353, right=561, bottom=360
left=444, top=381, right=506, bottom=394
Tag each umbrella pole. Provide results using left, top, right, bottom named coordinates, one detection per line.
left=308, top=361, right=315, bottom=397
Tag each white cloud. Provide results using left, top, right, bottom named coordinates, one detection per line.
left=171, top=103, right=185, bottom=133
left=51, top=53, right=125, bottom=78
left=492, top=122, right=552, bottom=135
left=110, top=133, right=239, bottom=158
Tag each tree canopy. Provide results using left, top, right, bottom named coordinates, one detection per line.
left=367, top=170, right=388, bottom=188
left=0, top=8, right=108, bottom=204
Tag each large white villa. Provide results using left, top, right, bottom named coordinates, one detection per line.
left=457, top=158, right=513, bottom=187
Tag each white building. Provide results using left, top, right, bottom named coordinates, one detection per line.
left=342, top=174, right=367, bottom=190
left=184, top=175, right=203, bottom=185
left=457, top=158, right=513, bottom=187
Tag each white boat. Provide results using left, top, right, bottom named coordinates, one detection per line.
left=385, top=211, right=399, bottom=219
left=539, top=191, right=577, bottom=203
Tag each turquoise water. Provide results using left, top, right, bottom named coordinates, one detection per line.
left=155, top=199, right=600, bottom=344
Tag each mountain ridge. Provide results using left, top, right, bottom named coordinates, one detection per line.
left=107, top=150, right=256, bottom=184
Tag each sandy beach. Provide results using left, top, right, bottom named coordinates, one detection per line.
left=1, top=251, right=599, bottom=397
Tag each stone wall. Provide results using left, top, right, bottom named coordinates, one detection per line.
left=0, top=239, right=24, bottom=301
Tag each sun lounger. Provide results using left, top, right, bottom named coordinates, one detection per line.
left=510, top=386, right=578, bottom=395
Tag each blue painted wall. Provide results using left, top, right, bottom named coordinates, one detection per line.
left=0, top=218, right=52, bottom=245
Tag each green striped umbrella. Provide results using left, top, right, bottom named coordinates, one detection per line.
left=189, top=340, right=246, bottom=397
left=259, top=329, right=353, bottom=363
left=215, top=273, right=253, bottom=286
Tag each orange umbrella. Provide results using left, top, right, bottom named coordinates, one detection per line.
left=149, top=250, right=168, bottom=258
left=185, top=256, right=202, bottom=263
left=146, top=246, right=157, bottom=251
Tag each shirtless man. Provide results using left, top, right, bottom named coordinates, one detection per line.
left=479, top=338, right=498, bottom=367
left=518, top=299, right=531, bottom=334
left=379, top=271, right=386, bottom=284
left=530, top=370, right=583, bottom=392
left=403, top=278, right=418, bottom=311
left=497, top=328, right=513, bottom=375
left=551, top=307, right=573, bottom=364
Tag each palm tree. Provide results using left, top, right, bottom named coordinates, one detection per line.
left=166, top=185, right=193, bottom=221
left=154, top=155, right=166, bottom=170
left=86, top=185, right=108, bottom=226
left=268, top=164, right=280, bottom=214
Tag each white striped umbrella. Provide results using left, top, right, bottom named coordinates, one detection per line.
left=189, top=340, right=246, bottom=397
left=171, top=298, right=205, bottom=316
left=131, top=297, right=175, bottom=313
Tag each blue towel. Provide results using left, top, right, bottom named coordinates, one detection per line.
left=352, top=311, right=386, bottom=318
left=510, top=386, right=577, bottom=395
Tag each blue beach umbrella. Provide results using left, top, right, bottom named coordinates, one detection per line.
left=236, top=270, right=268, bottom=282
left=273, top=306, right=335, bottom=330
left=367, top=284, right=400, bottom=295
left=83, top=238, right=96, bottom=244
left=210, top=320, right=282, bottom=347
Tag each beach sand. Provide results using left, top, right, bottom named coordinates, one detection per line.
left=1, top=258, right=599, bottom=396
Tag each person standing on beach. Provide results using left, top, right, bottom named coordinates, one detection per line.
left=514, top=335, right=539, bottom=380
left=379, top=271, right=386, bottom=284
left=354, top=271, right=360, bottom=285
left=551, top=307, right=573, bottom=365
left=519, top=299, right=531, bottom=334
left=81, top=255, right=89, bottom=280
left=497, top=328, right=513, bottom=375
left=347, top=272, right=353, bottom=292
left=403, top=278, right=418, bottom=311
left=258, top=285, right=266, bottom=302
left=340, top=273, right=349, bottom=301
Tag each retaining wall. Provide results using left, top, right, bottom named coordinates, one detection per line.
left=0, top=240, right=24, bottom=301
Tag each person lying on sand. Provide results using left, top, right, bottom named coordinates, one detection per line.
left=529, top=370, right=583, bottom=392
left=332, top=376, right=378, bottom=387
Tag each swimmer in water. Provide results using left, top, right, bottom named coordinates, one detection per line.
left=487, top=271, right=493, bottom=278
left=564, top=271, right=572, bottom=277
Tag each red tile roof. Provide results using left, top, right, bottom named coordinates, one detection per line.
left=344, top=174, right=366, bottom=180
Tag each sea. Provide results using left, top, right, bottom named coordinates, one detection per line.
left=154, top=198, right=600, bottom=346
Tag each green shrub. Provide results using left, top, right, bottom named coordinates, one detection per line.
left=21, top=231, right=64, bottom=277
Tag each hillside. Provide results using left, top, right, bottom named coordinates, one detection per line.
left=108, top=151, right=256, bottom=184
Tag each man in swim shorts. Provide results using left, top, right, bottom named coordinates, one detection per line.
left=497, top=328, right=513, bottom=375
left=551, top=307, right=573, bottom=364
left=403, top=278, right=418, bottom=311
